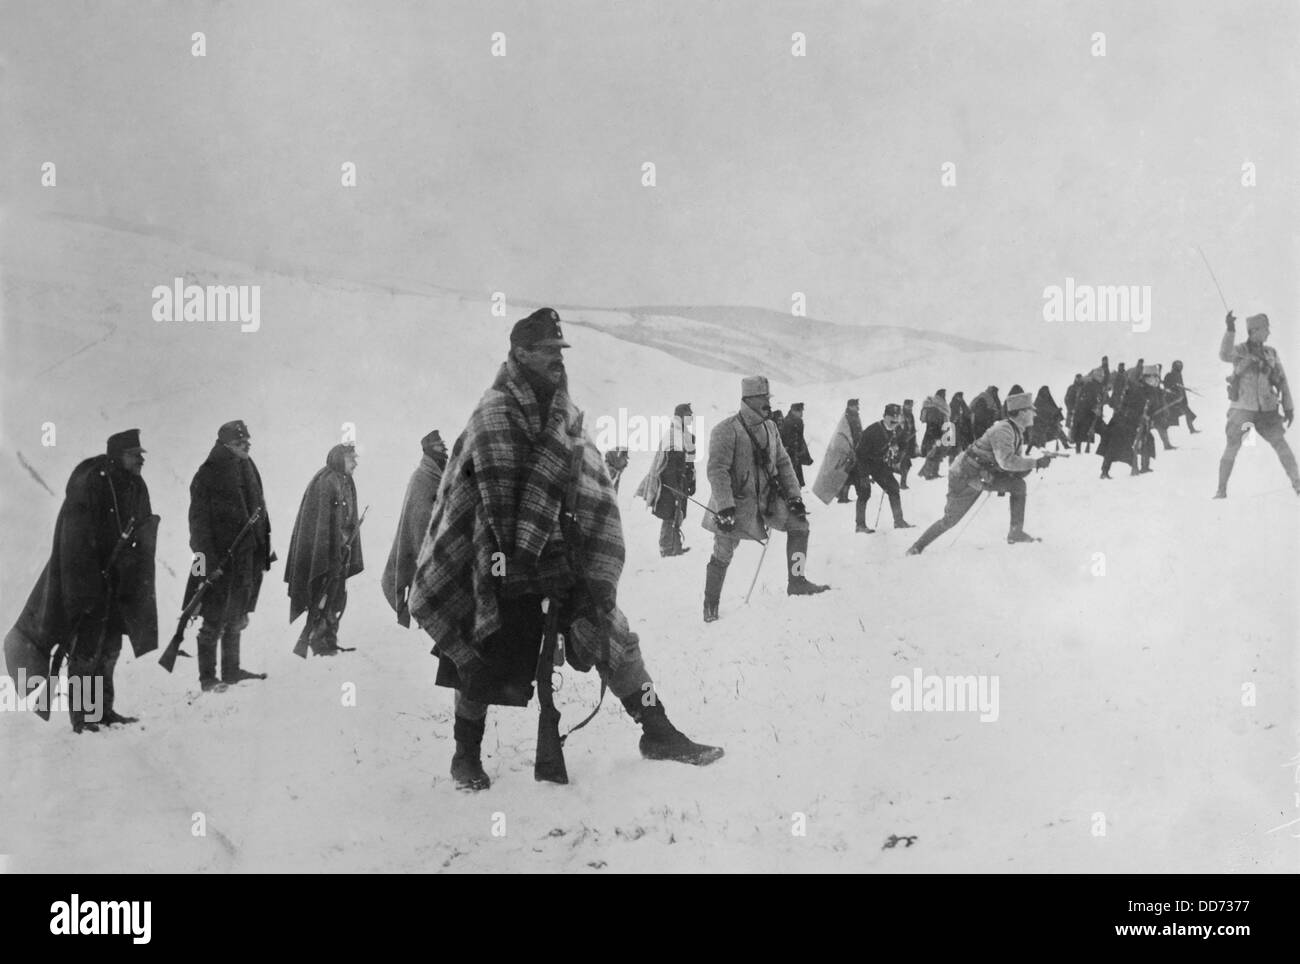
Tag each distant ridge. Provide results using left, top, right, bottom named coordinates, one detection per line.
left=552, top=303, right=1015, bottom=383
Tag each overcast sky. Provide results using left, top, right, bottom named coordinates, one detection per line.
left=4, top=0, right=1296, bottom=363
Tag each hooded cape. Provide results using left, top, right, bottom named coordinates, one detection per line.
left=381, top=450, right=445, bottom=627
left=812, top=414, right=857, bottom=504
left=285, top=445, right=364, bottom=624
left=4, top=456, right=159, bottom=694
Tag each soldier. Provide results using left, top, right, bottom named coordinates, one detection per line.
left=1111, top=363, right=1128, bottom=411
left=835, top=399, right=864, bottom=502
left=949, top=390, right=974, bottom=456
left=1063, top=374, right=1083, bottom=432
left=408, top=308, right=722, bottom=791
left=4, top=430, right=159, bottom=732
left=919, top=390, right=948, bottom=459
left=1163, top=360, right=1198, bottom=434
left=1098, top=374, right=1151, bottom=479
left=1025, top=386, right=1071, bottom=453
left=1071, top=369, right=1106, bottom=453
left=970, top=386, right=1002, bottom=439
left=854, top=404, right=915, bottom=532
left=633, top=402, right=696, bottom=557
left=1215, top=311, right=1299, bottom=498
left=917, top=389, right=951, bottom=481
left=907, top=393, right=1054, bottom=555
left=382, top=429, right=448, bottom=628
left=286, top=443, right=364, bottom=656
left=897, top=399, right=918, bottom=489
left=778, top=401, right=814, bottom=488
left=702, top=375, right=829, bottom=623
left=185, top=420, right=274, bottom=692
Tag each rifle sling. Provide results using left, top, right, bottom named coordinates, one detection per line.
left=562, top=679, right=606, bottom=744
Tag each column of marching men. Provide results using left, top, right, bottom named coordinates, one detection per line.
left=4, top=307, right=1296, bottom=791
left=631, top=308, right=1298, bottom=612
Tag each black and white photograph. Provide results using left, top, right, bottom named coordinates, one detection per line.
left=1, top=0, right=1296, bottom=900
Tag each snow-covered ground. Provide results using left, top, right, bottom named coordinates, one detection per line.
left=1, top=215, right=1296, bottom=873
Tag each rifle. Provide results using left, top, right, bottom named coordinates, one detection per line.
left=39, top=517, right=139, bottom=720
left=535, top=413, right=589, bottom=784
left=160, top=507, right=263, bottom=672
left=293, top=505, right=368, bottom=658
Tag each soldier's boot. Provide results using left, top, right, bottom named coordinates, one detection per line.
left=66, top=665, right=100, bottom=733
left=450, top=714, right=490, bottom=791
left=100, top=651, right=137, bottom=726
left=197, top=622, right=226, bottom=692
left=672, top=523, right=689, bottom=556
left=309, top=620, right=339, bottom=656
left=1006, top=491, right=1037, bottom=543
left=890, top=492, right=913, bottom=529
left=311, top=614, right=343, bottom=656
left=1187, top=413, right=1199, bottom=433
left=658, top=519, right=675, bottom=556
left=786, top=530, right=829, bottom=595
left=854, top=500, right=874, bottom=534
left=703, top=557, right=727, bottom=622
left=622, top=695, right=724, bottom=766
left=69, top=705, right=99, bottom=734
left=328, top=614, right=356, bottom=653
left=221, top=631, right=267, bottom=684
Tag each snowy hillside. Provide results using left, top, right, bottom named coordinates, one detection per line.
left=1, top=215, right=1296, bottom=873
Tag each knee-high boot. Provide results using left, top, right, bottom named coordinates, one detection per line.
left=100, top=649, right=136, bottom=725
left=1006, top=490, right=1035, bottom=543
left=450, top=713, right=490, bottom=791
left=197, top=621, right=221, bottom=690
left=785, top=529, right=828, bottom=595
left=221, top=630, right=266, bottom=684
left=703, top=557, right=727, bottom=622
left=854, top=499, right=872, bottom=533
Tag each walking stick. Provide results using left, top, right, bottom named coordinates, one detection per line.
left=743, top=537, right=770, bottom=605
left=949, top=491, right=991, bottom=548
left=874, top=489, right=886, bottom=528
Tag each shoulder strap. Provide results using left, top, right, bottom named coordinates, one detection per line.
left=735, top=414, right=783, bottom=494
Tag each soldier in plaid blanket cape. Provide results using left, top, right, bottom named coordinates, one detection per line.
left=409, top=308, right=723, bottom=790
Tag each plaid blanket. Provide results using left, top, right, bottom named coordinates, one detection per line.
left=408, top=358, right=626, bottom=671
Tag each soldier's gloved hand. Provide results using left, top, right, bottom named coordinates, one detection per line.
left=1286, top=408, right=1295, bottom=429
left=786, top=497, right=807, bottom=517
left=210, top=567, right=224, bottom=581
left=685, top=465, right=697, bottom=496
left=1035, top=455, right=1053, bottom=469
left=1225, top=310, right=1236, bottom=331
left=715, top=507, right=736, bottom=532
